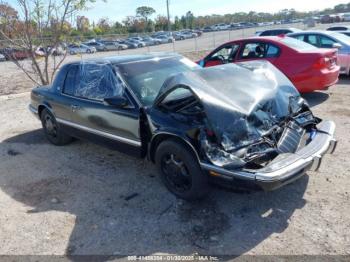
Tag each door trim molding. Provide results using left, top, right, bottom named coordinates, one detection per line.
left=56, top=118, right=141, bottom=147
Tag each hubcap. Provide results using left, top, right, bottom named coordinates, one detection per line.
left=44, top=115, right=57, bottom=137
left=161, top=154, right=191, bottom=192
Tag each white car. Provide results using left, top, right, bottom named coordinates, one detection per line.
left=343, top=13, right=350, bottom=22
left=213, top=23, right=230, bottom=31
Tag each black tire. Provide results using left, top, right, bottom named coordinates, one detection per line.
left=87, top=49, right=92, bottom=54
left=40, top=109, right=72, bottom=146
left=155, top=139, right=209, bottom=200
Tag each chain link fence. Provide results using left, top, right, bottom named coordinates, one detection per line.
left=1, top=21, right=349, bottom=62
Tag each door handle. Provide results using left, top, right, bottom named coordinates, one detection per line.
left=71, top=105, right=81, bottom=112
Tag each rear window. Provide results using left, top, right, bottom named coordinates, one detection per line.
left=280, top=37, right=317, bottom=51
left=260, top=29, right=291, bottom=36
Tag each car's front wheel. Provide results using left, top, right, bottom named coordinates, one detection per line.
left=41, top=109, right=72, bottom=146
left=155, top=139, right=209, bottom=200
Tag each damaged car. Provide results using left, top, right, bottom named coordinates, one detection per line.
left=29, top=53, right=337, bottom=200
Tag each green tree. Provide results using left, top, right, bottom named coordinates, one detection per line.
left=136, top=6, right=155, bottom=32
left=136, top=6, right=155, bottom=23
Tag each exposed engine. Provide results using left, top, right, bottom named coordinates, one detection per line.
left=200, top=109, right=319, bottom=170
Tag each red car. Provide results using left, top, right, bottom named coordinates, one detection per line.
left=198, top=36, right=340, bottom=93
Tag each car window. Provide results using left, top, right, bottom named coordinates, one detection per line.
left=294, top=35, right=305, bottom=41
left=266, top=44, right=280, bottom=57
left=240, top=42, right=267, bottom=59
left=260, top=30, right=272, bottom=36
left=211, top=44, right=239, bottom=60
left=63, top=65, right=79, bottom=96
left=328, top=27, right=346, bottom=31
left=280, top=37, right=317, bottom=51
left=118, top=56, right=200, bottom=106
left=63, top=63, right=124, bottom=101
left=319, top=35, right=336, bottom=48
left=306, top=35, right=318, bottom=46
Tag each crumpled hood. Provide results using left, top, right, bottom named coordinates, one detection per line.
left=156, top=61, right=302, bottom=150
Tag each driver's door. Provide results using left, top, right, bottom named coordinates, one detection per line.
left=61, top=63, right=142, bottom=156
left=204, top=44, right=240, bottom=67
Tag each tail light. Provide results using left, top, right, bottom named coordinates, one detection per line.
left=312, top=57, right=328, bottom=69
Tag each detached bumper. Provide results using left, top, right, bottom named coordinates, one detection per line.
left=201, top=120, right=337, bottom=191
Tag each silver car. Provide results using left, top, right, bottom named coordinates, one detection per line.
left=68, top=44, right=96, bottom=55
left=289, top=31, right=350, bottom=75
left=155, top=35, right=175, bottom=44
left=102, top=41, right=128, bottom=51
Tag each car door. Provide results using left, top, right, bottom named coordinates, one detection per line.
left=62, top=63, right=142, bottom=156
left=235, top=41, right=280, bottom=65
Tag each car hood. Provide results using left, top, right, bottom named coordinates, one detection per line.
left=155, top=61, right=303, bottom=150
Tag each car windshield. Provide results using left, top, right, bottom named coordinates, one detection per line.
left=281, top=37, right=318, bottom=51
left=117, top=56, right=200, bottom=106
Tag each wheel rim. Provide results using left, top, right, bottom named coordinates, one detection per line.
left=161, top=153, right=191, bottom=192
left=44, top=114, right=58, bottom=138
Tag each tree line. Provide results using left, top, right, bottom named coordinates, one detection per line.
left=2, top=1, right=350, bottom=41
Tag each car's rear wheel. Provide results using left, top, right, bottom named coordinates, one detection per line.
left=155, top=139, right=209, bottom=200
left=41, top=109, right=72, bottom=146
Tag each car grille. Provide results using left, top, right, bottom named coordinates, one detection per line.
left=277, top=121, right=305, bottom=153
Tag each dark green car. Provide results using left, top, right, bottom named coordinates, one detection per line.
left=29, top=53, right=337, bottom=200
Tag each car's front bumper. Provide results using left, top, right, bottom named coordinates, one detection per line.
left=29, top=104, right=39, bottom=119
left=201, top=120, right=337, bottom=191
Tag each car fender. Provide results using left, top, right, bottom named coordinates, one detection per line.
left=148, top=131, right=201, bottom=164
left=37, top=102, right=54, bottom=118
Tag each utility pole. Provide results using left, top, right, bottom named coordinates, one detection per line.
left=166, top=0, right=171, bottom=31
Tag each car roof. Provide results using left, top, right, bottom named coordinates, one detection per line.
left=262, top=27, right=300, bottom=32
left=288, top=30, right=336, bottom=35
left=228, top=36, right=288, bottom=43
left=65, top=53, right=182, bottom=66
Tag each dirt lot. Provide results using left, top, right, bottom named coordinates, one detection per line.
left=0, top=50, right=350, bottom=258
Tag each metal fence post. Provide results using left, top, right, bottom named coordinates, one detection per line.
left=194, top=37, right=198, bottom=52
left=213, top=31, right=216, bottom=48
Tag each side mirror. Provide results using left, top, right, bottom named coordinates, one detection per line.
left=198, top=59, right=205, bottom=67
left=104, top=96, right=128, bottom=108
left=332, top=43, right=342, bottom=49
